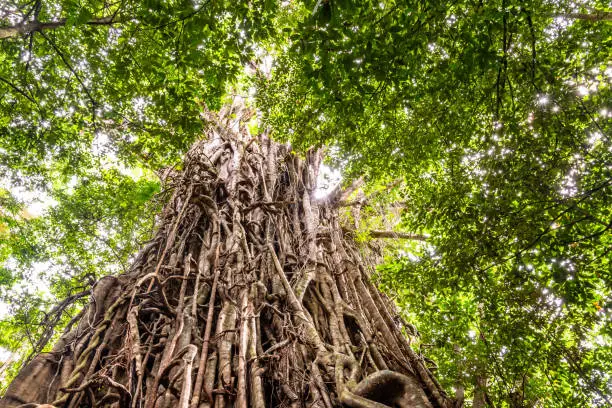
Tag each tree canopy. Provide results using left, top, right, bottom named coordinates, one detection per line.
left=0, top=0, right=611, bottom=406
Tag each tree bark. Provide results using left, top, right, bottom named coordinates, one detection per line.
left=0, top=17, right=118, bottom=39
left=552, top=11, right=612, bottom=22
left=0, top=103, right=451, bottom=408
left=369, top=231, right=428, bottom=241
left=472, top=377, right=487, bottom=408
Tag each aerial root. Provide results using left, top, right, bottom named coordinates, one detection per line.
left=340, top=370, right=436, bottom=408
left=2, top=111, right=451, bottom=408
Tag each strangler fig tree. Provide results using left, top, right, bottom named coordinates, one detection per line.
left=0, top=104, right=451, bottom=408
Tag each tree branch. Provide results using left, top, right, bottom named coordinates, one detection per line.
left=338, top=178, right=403, bottom=207
left=0, top=74, right=38, bottom=105
left=369, top=230, right=428, bottom=241
left=552, top=11, right=612, bottom=22
left=38, top=30, right=97, bottom=112
left=0, top=16, right=119, bottom=39
left=327, top=176, right=365, bottom=205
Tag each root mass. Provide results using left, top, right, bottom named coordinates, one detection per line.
left=0, top=106, right=451, bottom=408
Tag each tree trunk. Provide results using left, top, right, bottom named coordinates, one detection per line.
left=472, top=377, right=487, bottom=408
left=0, top=104, right=451, bottom=408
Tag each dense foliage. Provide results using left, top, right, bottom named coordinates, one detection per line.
left=1, top=0, right=610, bottom=406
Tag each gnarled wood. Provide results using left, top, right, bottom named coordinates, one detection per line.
left=0, top=103, right=451, bottom=408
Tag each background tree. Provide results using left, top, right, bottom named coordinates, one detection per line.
left=1, top=0, right=610, bottom=407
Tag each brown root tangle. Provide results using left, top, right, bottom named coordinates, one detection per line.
left=0, top=103, right=452, bottom=408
